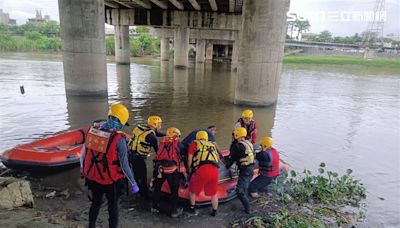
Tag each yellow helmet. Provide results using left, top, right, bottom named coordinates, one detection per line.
left=234, top=127, right=247, bottom=140
left=108, top=103, right=129, bottom=126
left=260, top=137, right=273, bottom=149
left=166, top=127, right=181, bottom=138
left=242, top=109, right=253, bottom=119
left=196, top=131, right=208, bottom=141
left=147, top=115, right=162, bottom=128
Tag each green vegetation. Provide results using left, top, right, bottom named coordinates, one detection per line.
left=132, top=32, right=160, bottom=56
left=284, top=55, right=400, bottom=68
left=274, top=163, right=366, bottom=206
left=0, top=22, right=61, bottom=52
left=287, top=19, right=311, bottom=40
left=105, top=33, right=160, bottom=57
left=0, top=23, right=160, bottom=56
left=232, top=163, right=367, bottom=227
left=287, top=18, right=400, bottom=47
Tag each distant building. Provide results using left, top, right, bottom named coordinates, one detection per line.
left=0, top=9, right=16, bottom=25
left=8, top=18, right=16, bottom=25
left=0, top=9, right=9, bottom=24
left=28, top=10, right=50, bottom=25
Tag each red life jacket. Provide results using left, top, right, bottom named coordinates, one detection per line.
left=83, top=128, right=125, bottom=185
left=259, top=147, right=280, bottom=177
left=238, top=118, right=256, bottom=141
left=153, top=137, right=181, bottom=167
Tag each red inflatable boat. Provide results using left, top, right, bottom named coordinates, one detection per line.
left=0, top=128, right=88, bottom=173
left=159, top=150, right=289, bottom=205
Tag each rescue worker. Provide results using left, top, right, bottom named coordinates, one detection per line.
left=187, top=131, right=220, bottom=216
left=180, top=125, right=219, bottom=155
left=152, top=127, right=183, bottom=218
left=81, top=103, right=139, bottom=228
left=129, top=115, right=164, bottom=201
left=225, top=127, right=255, bottom=214
left=234, top=109, right=258, bottom=144
left=249, top=137, right=280, bottom=197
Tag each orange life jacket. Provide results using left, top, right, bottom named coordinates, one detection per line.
left=83, top=127, right=125, bottom=185
left=153, top=137, right=181, bottom=174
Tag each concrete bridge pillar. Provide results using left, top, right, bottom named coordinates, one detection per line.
left=231, top=40, right=238, bottom=71
left=160, top=38, right=170, bottom=61
left=205, top=41, right=213, bottom=62
left=196, top=39, right=206, bottom=63
left=114, top=25, right=130, bottom=65
left=58, top=0, right=107, bottom=96
left=224, top=45, right=229, bottom=58
left=234, top=0, right=290, bottom=106
left=174, top=27, right=189, bottom=68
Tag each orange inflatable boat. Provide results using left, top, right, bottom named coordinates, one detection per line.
left=159, top=150, right=289, bottom=205
left=0, top=128, right=88, bottom=173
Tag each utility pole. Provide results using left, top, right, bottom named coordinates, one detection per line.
left=363, top=0, right=386, bottom=48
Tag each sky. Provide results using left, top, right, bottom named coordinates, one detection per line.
left=0, top=0, right=399, bottom=37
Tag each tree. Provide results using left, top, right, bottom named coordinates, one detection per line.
left=287, top=21, right=295, bottom=39
left=39, top=21, right=60, bottom=36
left=25, top=31, right=44, bottom=40
left=352, top=33, right=362, bottom=43
left=294, top=19, right=310, bottom=40
left=136, top=26, right=150, bottom=34
left=332, top=33, right=365, bottom=44
left=333, top=36, right=344, bottom=43
left=318, top=30, right=333, bottom=42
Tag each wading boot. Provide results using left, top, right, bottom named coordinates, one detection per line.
left=171, top=208, right=183, bottom=218
left=188, top=205, right=199, bottom=216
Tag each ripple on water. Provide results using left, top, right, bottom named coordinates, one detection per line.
left=0, top=55, right=400, bottom=226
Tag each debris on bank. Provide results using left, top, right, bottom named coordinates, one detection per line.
left=0, top=176, right=34, bottom=209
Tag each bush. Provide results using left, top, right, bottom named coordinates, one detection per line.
left=272, top=163, right=366, bottom=206
left=129, top=34, right=160, bottom=57
left=106, top=36, right=115, bottom=55
left=25, top=31, right=43, bottom=40
left=0, top=22, right=160, bottom=55
left=0, top=23, right=62, bottom=52
left=233, top=163, right=367, bottom=228
left=39, top=37, right=61, bottom=51
left=136, top=26, right=150, bottom=34
left=130, top=38, right=143, bottom=56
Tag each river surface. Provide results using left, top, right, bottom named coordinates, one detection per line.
left=0, top=53, right=399, bottom=227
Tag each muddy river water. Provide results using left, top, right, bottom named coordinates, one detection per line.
left=0, top=53, right=399, bottom=226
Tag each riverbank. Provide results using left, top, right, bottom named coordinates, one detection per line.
left=283, top=55, right=400, bottom=68
left=0, top=163, right=367, bottom=228
left=1, top=52, right=399, bottom=70
left=0, top=170, right=249, bottom=228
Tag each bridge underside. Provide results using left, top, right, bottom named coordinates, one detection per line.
left=58, top=0, right=290, bottom=106
left=104, top=0, right=243, bottom=13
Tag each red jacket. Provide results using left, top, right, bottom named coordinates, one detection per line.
left=83, top=130, right=125, bottom=185
left=153, top=137, right=181, bottom=166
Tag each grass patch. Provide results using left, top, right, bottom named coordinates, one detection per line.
left=283, top=55, right=400, bottom=68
